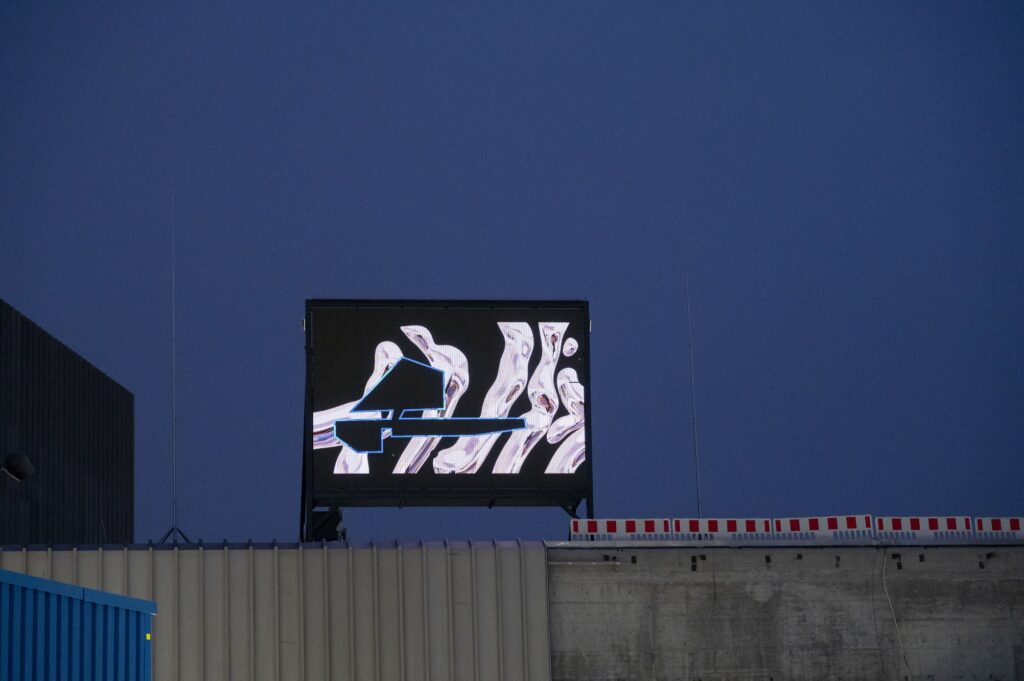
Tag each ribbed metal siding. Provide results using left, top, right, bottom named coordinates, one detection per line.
left=0, top=568, right=156, bottom=681
left=0, top=542, right=552, bottom=681
left=0, top=299, right=134, bottom=545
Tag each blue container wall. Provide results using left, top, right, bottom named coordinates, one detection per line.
left=0, top=571, right=154, bottom=681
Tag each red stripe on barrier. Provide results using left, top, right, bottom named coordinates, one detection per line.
left=845, top=516, right=856, bottom=530
left=644, top=520, right=655, bottom=533
left=809, top=518, right=820, bottom=531
left=587, top=520, right=598, bottom=533
left=626, top=520, right=636, bottom=533
left=1012, top=519, right=1021, bottom=532
left=606, top=520, right=617, bottom=533
left=827, top=517, right=838, bottom=530
left=727, top=520, right=737, bottom=533
left=708, top=520, right=719, bottom=532
left=746, top=519, right=756, bottom=533
left=689, top=519, right=699, bottom=533
left=789, top=519, right=800, bottom=532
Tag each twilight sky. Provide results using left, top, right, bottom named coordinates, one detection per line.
left=2, top=2, right=1021, bottom=543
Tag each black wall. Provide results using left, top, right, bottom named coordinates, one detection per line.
left=0, top=300, right=134, bottom=544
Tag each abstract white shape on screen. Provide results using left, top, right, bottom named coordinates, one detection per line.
left=433, top=322, right=534, bottom=474
left=310, top=341, right=403, bottom=474
left=545, top=429, right=586, bottom=474
left=391, top=325, right=470, bottom=474
left=544, top=368, right=586, bottom=473
left=492, top=322, right=568, bottom=474
left=562, top=337, right=578, bottom=357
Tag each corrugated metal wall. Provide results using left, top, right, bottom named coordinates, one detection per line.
left=0, top=299, right=134, bottom=545
left=0, top=568, right=155, bottom=681
left=0, top=542, right=552, bottom=681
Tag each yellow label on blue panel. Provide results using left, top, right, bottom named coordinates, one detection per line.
left=146, top=633, right=152, bottom=640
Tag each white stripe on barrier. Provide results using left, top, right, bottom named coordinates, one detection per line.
left=973, top=517, right=1023, bottom=543
left=770, top=515, right=874, bottom=544
left=875, top=516, right=973, bottom=545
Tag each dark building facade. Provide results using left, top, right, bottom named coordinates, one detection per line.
left=0, top=299, right=133, bottom=544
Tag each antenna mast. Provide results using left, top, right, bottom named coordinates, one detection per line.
left=160, top=151, right=190, bottom=545
left=682, top=217, right=703, bottom=518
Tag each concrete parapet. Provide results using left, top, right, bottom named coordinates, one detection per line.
left=547, top=545, right=1024, bottom=681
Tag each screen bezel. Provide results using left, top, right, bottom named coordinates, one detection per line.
left=301, top=299, right=594, bottom=538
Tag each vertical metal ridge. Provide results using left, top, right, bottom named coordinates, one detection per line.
left=273, top=544, right=281, bottom=681
left=297, top=546, right=306, bottom=681
left=174, top=547, right=181, bottom=681
left=397, top=544, right=406, bottom=681
left=444, top=541, right=454, bottom=681
left=517, top=539, right=529, bottom=679
left=222, top=545, right=231, bottom=681
left=470, top=541, right=479, bottom=681
left=493, top=541, right=504, bottom=681
left=372, top=543, right=380, bottom=681
left=321, top=543, right=331, bottom=679
left=247, top=544, right=255, bottom=681
left=538, top=544, right=553, bottom=681
left=347, top=547, right=355, bottom=681
left=420, top=542, right=430, bottom=681
left=198, top=545, right=206, bottom=681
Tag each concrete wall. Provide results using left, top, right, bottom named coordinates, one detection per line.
left=548, top=545, right=1024, bottom=681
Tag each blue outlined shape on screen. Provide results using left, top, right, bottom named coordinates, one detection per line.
left=334, top=357, right=525, bottom=454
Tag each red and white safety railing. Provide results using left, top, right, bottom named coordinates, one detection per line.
left=974, top=517, right=1023, bottom=543
left=570, top=519, right=677, bottom=542
left=569, top=513, right=1024, bottom=545
left=771, top=515, right=874, bottom=545
left=569, top=518, right=775, bottom=543
left=875, top=516, right=973, bottom=545
left=719, top=518, right=773, bottom=543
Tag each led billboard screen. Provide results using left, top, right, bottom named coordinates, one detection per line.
left=302, top=300, right=592, bottom=522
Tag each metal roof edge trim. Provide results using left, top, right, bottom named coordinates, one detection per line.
left=0, top=568, right=157, bottom=614
left=1, top=539, right=548, bottom=551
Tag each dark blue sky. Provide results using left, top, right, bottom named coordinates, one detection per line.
left=2, top=3, right=1022, bottom=542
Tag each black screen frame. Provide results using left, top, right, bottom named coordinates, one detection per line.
left=300, top=299, right=594, bottom=539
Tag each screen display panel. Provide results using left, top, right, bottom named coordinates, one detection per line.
left=304, top=300, right=592, bottom=511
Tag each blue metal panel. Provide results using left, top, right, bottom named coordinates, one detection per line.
left=0, top=569, right=156, bottom=681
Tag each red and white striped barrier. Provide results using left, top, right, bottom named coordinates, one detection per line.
left=569, top=517, right=774, bottom=543
left=569, top=518, right=676, bottom=542
left=974, top=517, right=1023, bottom=543
left=875, top=516, right=973, bottom=545
left=720, top=518, right=773, bottom=543
left=569, top=514, right=1024, bottom=545
left=771, top=515, right=874, bottom=545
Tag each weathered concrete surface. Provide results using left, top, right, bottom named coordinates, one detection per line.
left=548, top=545, right=1024, bottom=681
